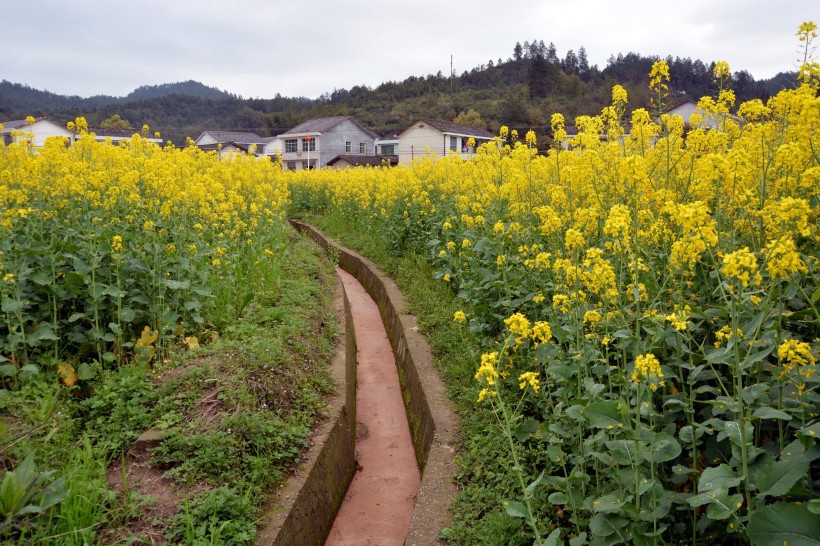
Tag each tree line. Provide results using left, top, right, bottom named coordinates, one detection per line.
left=0, top=41, right=794, bottom=146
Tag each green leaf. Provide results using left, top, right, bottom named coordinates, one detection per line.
left=515, top=419, right=540, bottom=442
left=686, top=490, right=719, bottom=508
left=753, top=407, right=791, bottom=421
left=77, top=363, right=95, bottom=380
left=165, top=279, right=190, bottom=290
left=569, top=532, right=587, bottom=546
left=698, top=464, right=742, bottom=491
left=606, top=440, right=643, bottom=465
left=589, top=513, right=629, bottom=538
left=706, top=346, right=731, bottom=364
left=524, top=470, right=544, bottom=497
left=723, top=420, right=754, bottom=448
left=747, top=502, right=820, bottom=545
left=808, top=499, right=820, bottom=515
left=503, top=500, right=527, bottom=519
left=548, top=491, right=567, bottom=505
left=565, top=405, right=586, bottom=423
left=585, top=400, right=621, bottom=429
left=706, top=492, right=743, bottom=520
left=592, top=493, right=625, bottom=513
left=29, top=271, right=52, bottom=285
left=101, top=285, right=124, bottom=298
left=27, top=324, right=58, bottom=343
left=754, top=456, right=810, bottom=498
left=119, top=307, right=136, bottom=323
left=740, top=344, right=775, bottom=370
left=648, top=432, right=681, bottom=463
left=544, top=528, right=562, bottom=546
left=1, top=298, right=23, bottom=313
left=678, top=424, right=705, bottom=444
left=799, top=422, right=820, bottom=439
left=68, top=312, right=86, bottom=323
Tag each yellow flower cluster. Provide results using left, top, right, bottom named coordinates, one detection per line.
left=721, top=247, right=761, bottom=287
left=631, top=353, right=665, bottom=391
left=778, top=339, right=816, bottom=377
left=504, top=312, right=531, bottom=344
left=518, top=371, right=540, bottom=393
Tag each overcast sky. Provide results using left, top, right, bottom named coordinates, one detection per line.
left=3, top=1, right=817, bottom=100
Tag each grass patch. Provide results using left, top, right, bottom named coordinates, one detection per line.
left=0, top=226, right=338, bottom=545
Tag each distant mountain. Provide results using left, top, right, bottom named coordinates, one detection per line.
left=0, top=45, right=800, bottom=146
left=0, top=79, right=234, bottom=119
left=125, top=81, right=234, bottom=101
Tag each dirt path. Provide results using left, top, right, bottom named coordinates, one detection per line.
left=325, top=269, right=421, bottom=546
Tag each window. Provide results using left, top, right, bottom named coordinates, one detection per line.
left=345, top=141, right=352, bottom=153
left=381, top=144, right=395, bottom=155
left=302, top=137, right=316, bottom=152
left=450, top=136, right=458, bottom=152
left=285, top=139, right=297, bottom=153
left=359, top=142, right=366, bottom=154
left=287, top=161, right=297, bottom=171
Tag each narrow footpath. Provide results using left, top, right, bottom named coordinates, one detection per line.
left=325, top=268, right=422, bottom=546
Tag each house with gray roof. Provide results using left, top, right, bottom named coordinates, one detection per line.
left=90, top=127, right=163, bottom=145
left=194, top=130, right=268, bottom=148
left=396, top=119, right=495, bottom=164
left=1, top=117, right=75, bottom=146
left=276, top=116, right=380, bottom=170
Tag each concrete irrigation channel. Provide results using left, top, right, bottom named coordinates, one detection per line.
left=257, top=221, right=460, bottom=546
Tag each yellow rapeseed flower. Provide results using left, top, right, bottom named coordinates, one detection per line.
left=631, top=353, right=665, bottom=391
left=722, top=247, right=761, bottom=287
left=518, top=371, right=540, bottom=394
left=778, top=339, right=816, bottom=376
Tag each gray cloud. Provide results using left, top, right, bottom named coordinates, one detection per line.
left=3, top=0, right=816, bottom=99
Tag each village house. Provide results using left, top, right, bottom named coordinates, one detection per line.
left=276, top=116, right=379, bottom=170
left=90, top=127, right=163, bottom=145
left=662, top=98, right=741, bottom=129
left=193, top=130, right=267, bottom=148
left=375, top=131, right=399, bottom=156
left=395, top=119, right=494, bottom=164
left=1, top=117, right=75, bottom=146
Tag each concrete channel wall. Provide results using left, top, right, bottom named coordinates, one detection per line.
left=256, top=280, right=357, bottom=545
left=289, top=220, right=459, bottom=546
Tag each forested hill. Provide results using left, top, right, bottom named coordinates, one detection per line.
left=0, top=41, right=796, bottom=146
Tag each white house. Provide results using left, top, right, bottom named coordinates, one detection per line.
left=194, top=130, right=267, bottom=149
left=90, top=128, right=163, bottom=145
left=663, top=99, right=740, bottom=129
left=277, top=116, right=380, bottom=171
left=263, top=136, right=284, bottom=159
left=196, top=141, right=260, bottom=161
left=1, top=117, right=75, bottom=147
left=375, top=131, right=399, bottom=156
left=396, top=119, right=494, bottom=164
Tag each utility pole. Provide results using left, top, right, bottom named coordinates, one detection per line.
left=450, top=54, right=454, bottom=94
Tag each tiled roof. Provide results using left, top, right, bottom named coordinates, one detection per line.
left=326, top=154, right=398, bottom=167
left=1, top=117, right=52, bottom=130
left=400, top=119, right=495, bottom=139
left=663, top=98, right=697, bottom=113
left=198, top=142, right=257, bottom=153
left=281, top=116, right=380, bottom=139
left=200, top=130, right=265, bottom=144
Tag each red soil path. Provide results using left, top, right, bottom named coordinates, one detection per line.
left=325, top=269, right=421, bottom=545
